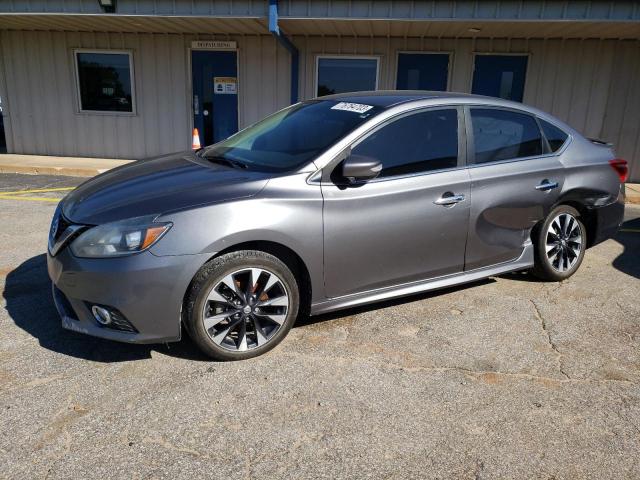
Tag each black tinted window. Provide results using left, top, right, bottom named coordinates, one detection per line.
left=76, top=52, right=133, bottom=112
left=539, top=119, right=569, bottom=152
left=352, top=109, right=458, bottom=177
left=471, top=108, right=542, bottom=164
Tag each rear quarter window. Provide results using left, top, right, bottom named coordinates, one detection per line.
left=539, top=119, right=569, bottom=152
left=470, top=108, right=543, bottom=164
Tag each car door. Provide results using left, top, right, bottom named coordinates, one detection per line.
left=322, top=107, right=471, bottom=298
left=464, top=106, right=565, bottom=270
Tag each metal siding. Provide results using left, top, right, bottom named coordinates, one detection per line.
left=601, top=40, right=640, bottom=182
left=1, top=29, right=640, bottom=181
left=293, top=35, right=640, bottom=181
left=278, top=0, right=640, bottom=21
left=0, top=30, right=290, bottom=159
left=0, top=0, right=266, bottom=16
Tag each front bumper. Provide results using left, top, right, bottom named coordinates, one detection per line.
left=47, top=248, right=211, bottom=344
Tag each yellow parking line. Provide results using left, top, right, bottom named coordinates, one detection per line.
left=619, top=228, right=640, bottom=233
left=0, top=187, right=75, bottom=195
left=0, top=195, right=60, bottom=203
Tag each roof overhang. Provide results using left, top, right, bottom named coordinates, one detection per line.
left=279, top=18, right=640, bottom=39
left=0, top=14, right=638, bottom=40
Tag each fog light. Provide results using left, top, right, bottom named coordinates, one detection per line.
left=91, top=305, right=112, bottom=325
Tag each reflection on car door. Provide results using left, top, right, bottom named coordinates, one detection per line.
left=322, top=107, right=471, bottom=298
left=465, top=107, right=565, bottom=270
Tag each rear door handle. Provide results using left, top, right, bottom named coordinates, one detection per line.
left=434, top=193, right=466, bottom=206
left=535, top=180, right=559, bottom=191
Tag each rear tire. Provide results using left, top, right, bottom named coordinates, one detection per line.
left=531, top=205, right=586, bottom=281
left=184, top=250, right=299, bottom=361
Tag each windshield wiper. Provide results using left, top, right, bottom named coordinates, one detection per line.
left=201, top=154, right=248, bottom=170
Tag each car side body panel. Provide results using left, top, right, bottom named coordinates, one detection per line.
left=322, top=168, right=471, bottom=296
left=150, top=173, right=326, bottom=304
left=465, top=155, right=565, bottom=270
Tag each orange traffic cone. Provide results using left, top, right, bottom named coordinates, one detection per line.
left=192, top=128, right=201, bottom=150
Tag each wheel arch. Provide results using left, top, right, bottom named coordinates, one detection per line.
left=552, top=189, right=600, bottom=248
left=181, top=240, right=313, bottom=326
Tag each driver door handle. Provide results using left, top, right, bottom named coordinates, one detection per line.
left=434, top=193, right=466, bottom=206
left=535, top=180, right=559, bottom=191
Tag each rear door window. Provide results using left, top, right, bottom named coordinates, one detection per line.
left=539, top=119, right=569, bottom=152
left=352, top=108, right=459, bottom=177
left=470, top=108, right=543, bottom=164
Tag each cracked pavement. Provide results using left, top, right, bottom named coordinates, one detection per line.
left=1, top=174, right=639, bottom=479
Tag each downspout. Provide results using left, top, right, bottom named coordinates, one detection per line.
left=268, top=0, right=299, bottom=105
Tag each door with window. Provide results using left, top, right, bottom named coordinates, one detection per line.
left=472, top=55, right=528, bottom=102
left=322, top=108, right=470, bottom=298
left=465, top=107, right=565, bottom=270
left=396, top=53, right=449, bottom=91
left=192, top=50, right=238, bottom=147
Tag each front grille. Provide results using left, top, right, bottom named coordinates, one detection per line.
left=53, top=214, right=72, bottom=243
left=49, top=209, right=87, bottom=256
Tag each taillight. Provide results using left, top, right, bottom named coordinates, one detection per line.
left=609, top=158, right=628, bottom=183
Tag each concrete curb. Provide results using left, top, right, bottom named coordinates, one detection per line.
left=0, top=154, right=133, bottom=178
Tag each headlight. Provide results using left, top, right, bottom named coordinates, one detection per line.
left=70, top=215, right=172, bottom=258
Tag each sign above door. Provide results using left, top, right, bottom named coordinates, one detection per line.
left=191, top=40, right=237, bottom=50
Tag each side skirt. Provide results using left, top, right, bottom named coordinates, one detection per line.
left=310, top=242, right=534, bottom=316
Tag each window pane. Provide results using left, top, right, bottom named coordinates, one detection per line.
left=353, top=109, right=458, bottom=177
left=472, top=55, right=528, bottom=102
left=539, top=119, right=568, bottom=152
left=77, top=52, right=133, bottom=112
left=471, top=108, right=542, bottom=164
left=317, top=58, right=377, bottom=97
left=396, top=53, right=449, bottom=91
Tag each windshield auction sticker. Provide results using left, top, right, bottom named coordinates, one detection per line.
left=330, top=102, right=374, bottom=114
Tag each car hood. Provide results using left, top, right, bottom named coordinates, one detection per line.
left=62, top=151, right=272, bottom=224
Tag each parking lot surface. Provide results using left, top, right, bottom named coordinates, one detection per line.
left=1, top=173, right=639, bottom=479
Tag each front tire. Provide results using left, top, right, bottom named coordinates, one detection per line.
left=532, top=205, right=586, bottom=281
left=184, top=250, right=300, bottom=361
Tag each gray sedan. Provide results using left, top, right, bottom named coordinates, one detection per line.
left=47, top=91, right=627, bottom=360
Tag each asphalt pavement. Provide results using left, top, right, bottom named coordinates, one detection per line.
left=1, top=173, right=639, bottom=479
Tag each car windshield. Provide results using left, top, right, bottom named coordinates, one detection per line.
left=200, top=100, right=384, bottom=172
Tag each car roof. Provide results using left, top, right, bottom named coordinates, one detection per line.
left=317, top=90, right=486, bottom=108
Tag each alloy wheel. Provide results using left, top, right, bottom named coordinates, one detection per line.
left=202, top=268, right=290, bottom=352
left=545, top=213, right=583, bottom=273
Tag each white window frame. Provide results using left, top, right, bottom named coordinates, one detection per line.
left=394, top=51, right=453, bottom=91
left=73, top=49, right=137, bottom=115
left=314, top=55, right=380, bottom=97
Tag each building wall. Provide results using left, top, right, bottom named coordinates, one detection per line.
left=0, top=30, right=639, bottom=181
left=294, top=35, right=640, bottom=181
left=0, top=30, right=291, bottom=159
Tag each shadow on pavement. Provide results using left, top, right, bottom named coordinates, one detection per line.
left=296, top=278, right=494, bottom=328
left=612, top=215, right=640, bottom=280
left=501, top=212, right=640, bottom=283
left=3, top=254, right=210, bottom=363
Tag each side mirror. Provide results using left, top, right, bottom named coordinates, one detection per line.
left=342, top=154, right=382, bottom=182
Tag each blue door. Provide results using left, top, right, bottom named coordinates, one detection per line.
left=472, top=55, right=528, bottom=102
left=192, top=50, right=238, bottom=146
left=396, top=53, right=449, bottom=91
